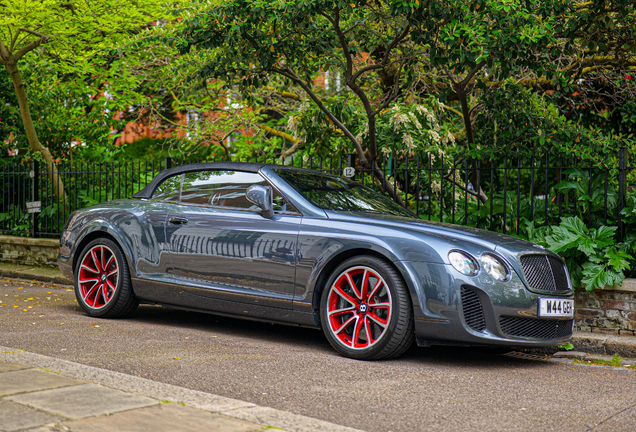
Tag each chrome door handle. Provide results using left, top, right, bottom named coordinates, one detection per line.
left=169, top=216, right=189, bottom=225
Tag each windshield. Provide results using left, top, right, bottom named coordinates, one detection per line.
left=274, top=169, right=415, bottom=217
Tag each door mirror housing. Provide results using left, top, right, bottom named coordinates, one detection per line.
left=246, top=185, right=274, bottom=218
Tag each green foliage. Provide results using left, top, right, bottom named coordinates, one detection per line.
left=558, top=343, right=574, bottom=351
left=407, top=0, right=565, bottom=80
left=526, top=216, right=634, bottom=291
left=4, top=59, right=124, bottom=161
left=474, top=84, right=632, bottom=163
left=0, top=68, right=19, bottom=150
left=609, top=354, right=623, bottom=368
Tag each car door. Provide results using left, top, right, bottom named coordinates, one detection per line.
left=165, top=169, right=301, bottom=309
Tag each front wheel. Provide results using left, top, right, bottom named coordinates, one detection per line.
left=75, top=238, right=138, bottom=318
left=320, top=256, right=414, bottom=360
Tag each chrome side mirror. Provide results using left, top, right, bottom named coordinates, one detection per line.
left=246, top=184, right=274, bottom=218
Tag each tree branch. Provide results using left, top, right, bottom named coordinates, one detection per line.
left=9, top=27, right=20, bottom=52
left=15, top=36, right=49, bottom=61
left=460, top=60, right=487, bottom=87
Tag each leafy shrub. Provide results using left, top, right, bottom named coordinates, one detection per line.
left=524, top=216, right=633, bottom=291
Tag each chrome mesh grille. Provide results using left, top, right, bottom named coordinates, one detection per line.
left=461, top=287, right=486, bottom=332
left=499, top=316, right=573, bottom=339
left=520, top=255, right=570, bottom=292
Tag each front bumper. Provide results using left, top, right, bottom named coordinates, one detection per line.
left=398, top=261, right=574, bottom=347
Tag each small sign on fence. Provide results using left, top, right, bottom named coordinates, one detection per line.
left=343, top=166, right=355, bottom=178
left=26, top=201, right=41, bottom=214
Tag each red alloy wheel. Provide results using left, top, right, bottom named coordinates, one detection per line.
left=326, top=266, right=393, bottom=350
left=77, top=245, right=119, bottom=309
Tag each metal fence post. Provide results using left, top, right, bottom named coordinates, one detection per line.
left=618, top=147, right=626, bottom=241
left=165, top=157, right=172, bottom=170
left=347, top=153, right=356, bottom=181
left=31, top=161, right=39, bottom=238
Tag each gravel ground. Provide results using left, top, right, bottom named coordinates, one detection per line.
left=1, top=278, right=635, bottom=432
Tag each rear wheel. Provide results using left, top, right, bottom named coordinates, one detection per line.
left=75, top=238, right=138, bottom=318
left=320, top=256, right=414, bottom=360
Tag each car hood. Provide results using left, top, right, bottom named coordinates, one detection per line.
left=324, top=211, right=551, bottom=257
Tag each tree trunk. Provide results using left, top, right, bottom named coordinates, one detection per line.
left=455, top=84, right=488, bottom=204
left=5, top=61, right=69, bottom=208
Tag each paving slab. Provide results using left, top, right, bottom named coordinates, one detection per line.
left=0, top=369, right=84, bottom=397
left=56, top=403, right=266, bottom=432
left=0, top=349, right=254, bottom=412
left=0, top=399, right=65, bottom=432
left=223, top=406, right=363, bottom=432
left=6, top=383, right=158, bottom=420
left=0, top=363, right=29, bottom=373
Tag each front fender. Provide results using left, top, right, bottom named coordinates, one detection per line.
left=59, top=219, right=138, bottom=280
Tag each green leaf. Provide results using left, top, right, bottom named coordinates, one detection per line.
left=606, top=248, right=633, bottom=273
left=581, top=262, right=611, bottom=290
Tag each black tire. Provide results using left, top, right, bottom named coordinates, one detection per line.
left=74, top=238, right=138, bottom=318
left=320, top=255, right=414, bottom=360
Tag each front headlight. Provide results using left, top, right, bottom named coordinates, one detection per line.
left=449, top=251, right=479, bottom=276
left=481, top=253, right=510, bottom=282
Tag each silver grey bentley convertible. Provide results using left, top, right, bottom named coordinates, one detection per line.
left=58, top=163, right=574, bottom=360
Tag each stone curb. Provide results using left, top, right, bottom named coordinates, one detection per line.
left=570, top=331, right=636, bottom=358
left=0, top=346, right=364, bottom=432
left=0, top=266, right=72, bottom=285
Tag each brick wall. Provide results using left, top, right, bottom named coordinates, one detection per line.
left=575, top=280, right=636, bottom=335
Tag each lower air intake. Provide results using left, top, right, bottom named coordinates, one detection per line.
left=461, top=287, right=486, bottom=332
left=499, top=316, right=573, bottom=339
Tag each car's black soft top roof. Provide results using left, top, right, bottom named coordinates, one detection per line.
left=132, top=162, right=289, bottom=199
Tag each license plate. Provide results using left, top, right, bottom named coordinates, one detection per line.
left=538, top=298, right=574, bottom=318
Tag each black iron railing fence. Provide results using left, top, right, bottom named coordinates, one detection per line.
left=0, top=148, right=633, bottom=239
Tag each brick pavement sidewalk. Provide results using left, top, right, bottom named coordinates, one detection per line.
left=0, top=347, right=362, bottom=432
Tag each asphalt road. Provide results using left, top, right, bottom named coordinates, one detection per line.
left=1, top=278, right=635, bottom=432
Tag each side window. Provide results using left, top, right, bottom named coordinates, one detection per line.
left=152, top=174, right=182, bottom=201
left=272, top=190, right=299, bottom=213
left=179, top=170, right=299, bottom=213
left=181, top=171, right=263, bottom=208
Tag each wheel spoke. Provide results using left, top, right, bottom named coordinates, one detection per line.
left=368, top=312, right=388, bottom=328
left=360, top=269, right=369, bottom=300
left=79, top=277, right=100, bottom=284
left=364, top=316, right=376, bottom=344
left=105, top=279, right=117, bottom=293
left=107, top=268, right=119, bottom=277
left=333, top=285, right=357, bottom=306
left=368, top=279, right=383, bottom=301
left=103, top=281, right=114, bottom=302
left=104, top=255, right=115, bottom=272
left=328, top=305, right=356, bottom=317
left=352, top=316, right=365, bottom=348
left=96, top=284, right=106, bottom=306
left=333, top=315, right=357, bottom=335
left=345, top=272, right=362, bottom=299
left=90, top=249, right=102, bottom=273
left=83, top=281, right=99, bottom=305
left=369, top=301, right=391, bottom=309
left=80, top=263, right=99, bottom=274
